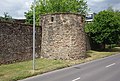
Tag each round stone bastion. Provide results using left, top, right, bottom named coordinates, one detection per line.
left=40, top=13, right=86, bottom=60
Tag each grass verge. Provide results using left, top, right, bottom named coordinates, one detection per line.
left=0, top=47, right=120, bottom=81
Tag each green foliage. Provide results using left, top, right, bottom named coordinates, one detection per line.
left=25, top=0, right=88, bottom=25
left=85, top=10, right=120, bottom=45
left=0, top=12, right=14, bottom=22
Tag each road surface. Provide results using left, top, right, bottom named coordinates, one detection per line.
left=19, top=54, right=120, bottom=81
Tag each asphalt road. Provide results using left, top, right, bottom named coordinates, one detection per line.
left=19, top=54, right=120, bottom=81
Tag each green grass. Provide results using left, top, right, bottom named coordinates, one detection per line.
left=0, top=47, right=120, bottom=81
left=0, top=59, right=68, bottom=81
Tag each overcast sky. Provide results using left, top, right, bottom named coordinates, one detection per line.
left=0, top=0, right=120, bottom=19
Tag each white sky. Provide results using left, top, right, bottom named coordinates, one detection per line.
left=0, top=0, right=33, bottom=19
left=0, top=0, right=120, bottom=19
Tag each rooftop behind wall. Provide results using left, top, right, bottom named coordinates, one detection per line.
left=41, top=13, right=87, bottom=60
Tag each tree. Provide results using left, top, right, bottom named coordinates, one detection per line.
left=0, top=12, right=14, bottom=22
left=4, top=12, right=13, bottom=21
left=25, top=0, right=88, bottom=25
left=85, top=10, right=120, bottom=50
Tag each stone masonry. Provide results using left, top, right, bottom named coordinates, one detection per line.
left=0, top=21, right=41, bottom=64
left=41, top=13, right=87, bottom=60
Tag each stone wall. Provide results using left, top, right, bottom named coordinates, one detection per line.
left=41, top=13, right=87, bottom=60
left=0, top=21, right=41, bottom=64
left=86, top=35, right=91, bottom=50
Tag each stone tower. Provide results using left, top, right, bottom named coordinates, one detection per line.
left=41, top=13, right=86, bottom=60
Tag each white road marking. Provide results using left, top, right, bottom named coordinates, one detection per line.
left=72, top=77, right=81, bottom=81
left=106, top=63, right=116, bottom=68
